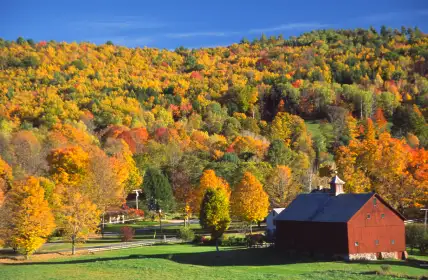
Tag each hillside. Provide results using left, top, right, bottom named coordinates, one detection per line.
left=0, top=27, right=427, bottom=222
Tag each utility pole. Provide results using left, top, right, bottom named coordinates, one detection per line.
left=132, top=189, right=142, bottom=210
left=422, top=209, right=428, bottom=232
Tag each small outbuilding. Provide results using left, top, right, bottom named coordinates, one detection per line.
left=274, top=175, right=406, bottom=260
left=266, top=208, right=285, bottom=237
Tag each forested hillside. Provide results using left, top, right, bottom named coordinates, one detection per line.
left=0, top=26, right=427, bottom=229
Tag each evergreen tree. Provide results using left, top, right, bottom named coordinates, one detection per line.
left=143, top=168, right=174, bottom=211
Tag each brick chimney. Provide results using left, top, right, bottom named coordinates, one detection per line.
left=330, top=172, right=345, bottom=196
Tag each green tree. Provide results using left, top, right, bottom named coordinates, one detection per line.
left=267, top=139, right=294, bottom=166
left=199, top=188, right=231, bottom=247
left=143, top=168, right=174, bottom=212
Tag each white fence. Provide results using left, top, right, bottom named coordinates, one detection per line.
left=87, top=238, right=182, bottom=253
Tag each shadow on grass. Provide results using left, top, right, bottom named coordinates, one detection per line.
left=3, top=246, right=426, bottom=271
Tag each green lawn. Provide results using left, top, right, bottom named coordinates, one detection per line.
left=1, top=244, right=426, bottom=280
left=305, top=120, right=322, bottom=138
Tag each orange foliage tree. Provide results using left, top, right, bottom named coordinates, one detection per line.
left=336, top=119, right=427, bottom=212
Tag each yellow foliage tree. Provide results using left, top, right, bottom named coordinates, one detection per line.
left=231, top=172, right=269, bottom=233
left=58, top=191, right=101, bottom=255
left=4, top=177, right=55, bottom=259
left=0, top=156, right=13, bottom=206
left=265, top=165, right=299, bottom=208
left=193, top=169, right=230, bottom=214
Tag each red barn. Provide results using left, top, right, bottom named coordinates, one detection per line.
left=274, top=175, right=406, bottom=260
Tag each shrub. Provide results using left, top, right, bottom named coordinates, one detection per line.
left=193, top=234, right=211, bottom=245
left=406, top=224, right=426, bottom=253
left=193, top=234, right=204, bottom=244
left=246, top=234, right=266, bottom=247
left=177, top=227, right=195, bottom=242
left=421, top=231, right=428, bottom=254
left=127, top=208, right=145, bottom=220
left=221, top=236, right=247, bottom=246
left=120, top=226, right=135, bottom=242
left=380, top=264, right=391, bottom=273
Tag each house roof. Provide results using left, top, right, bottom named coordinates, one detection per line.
left=272, top=208, right=285, bottom=214
left=275, top=193, right=375, bottom=222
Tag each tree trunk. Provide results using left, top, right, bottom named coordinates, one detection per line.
left=101, top=213, right=105, bottom=238
left=160, top=214, right=163, bottom=233
left=72, top=234, right=76, bottom=255
left=215, top=238, right=219, bottom=252
left=250, top=222, right=253, bottom=234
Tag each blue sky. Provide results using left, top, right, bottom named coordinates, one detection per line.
left=1, top=0, right=427, bottom=49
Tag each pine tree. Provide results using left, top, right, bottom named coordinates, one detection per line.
left=143, top=168, right=174, bottom=212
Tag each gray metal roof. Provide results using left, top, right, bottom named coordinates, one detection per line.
left=274, top=193, right=374, bottom=222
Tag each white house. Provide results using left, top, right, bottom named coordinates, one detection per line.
left=266, top=208, right=285, bottom=235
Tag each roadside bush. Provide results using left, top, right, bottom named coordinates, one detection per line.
left=177, top=227, right=195, bottom=242
left=120, top=226, right=135, bottom=242
left=406, top=224, right=426, bottom=254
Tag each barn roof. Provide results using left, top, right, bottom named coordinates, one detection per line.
left=275, top=193, right=375, bottom=222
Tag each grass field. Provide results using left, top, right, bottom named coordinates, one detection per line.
left=305, top=120, right=322, bottom=138
left=1, top=244, right=427, bottom=280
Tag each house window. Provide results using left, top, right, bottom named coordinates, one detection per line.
left=373, top=197, right=377, bottom=206
left=367, top=214, right=371, bottom=219
left=375, top=240, right=379, bottom=246
left=381, top=213, right=385, bottom=219
left=273, top=220, right=276, bottom=226
left=272, top=212, right=275, bottom=217
left=354, top=242, right=359, bottom=247
left=391, top=240, right=395, bottom=245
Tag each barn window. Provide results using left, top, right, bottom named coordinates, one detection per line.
left=354, top=242, right=359, bottom=247
left=381, top=213, right=385, bottom=219
left=367, top=214, right=371, bottom=219
left=391, top=240, right=395, bottom=245
left=373, top=197, right=377, bottom=206
left=375, top=240, right=379, bottom=246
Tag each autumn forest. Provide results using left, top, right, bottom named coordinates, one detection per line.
left=0, top=27, right=427, bottom=257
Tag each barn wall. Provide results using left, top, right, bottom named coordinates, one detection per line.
left=347, top=195, right=405, bottom=254
left=276, top=221, right=349, bottom=255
